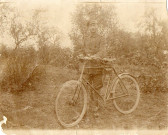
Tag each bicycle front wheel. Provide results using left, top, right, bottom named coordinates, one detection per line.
left=113, top=74, right=140, bottom=114
left=55, top=80, right=87, bottom=128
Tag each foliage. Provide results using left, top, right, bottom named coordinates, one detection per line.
left=38, top=44, right=73, bottom=67
left=1, top=47, right=38, bottom=92
left=70, top=4, right=168, bottom=93
left=0, top=4, right=168, bottom=94
left=69, top=3, right=118, bottom=57
left=0, top=45, right=12, bottom=59
left=0, top=44, right=73, bottom=92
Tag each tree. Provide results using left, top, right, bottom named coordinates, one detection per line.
left=138, top=8, right=163, bottom=58
left=10, top=14, right=36, bottom=49
left=0, top=5, right=38, bottom=49
left=69, top=3, right=119, bottom=57
left=137, top=8, right=168, bottom=92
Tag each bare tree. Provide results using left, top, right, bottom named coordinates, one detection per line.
left=10, top=13, right=36, bottom=49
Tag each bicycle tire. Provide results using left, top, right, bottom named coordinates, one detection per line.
left=112, top=74, right=140, bottom=114
left=55, top=80, right=87, bottom=128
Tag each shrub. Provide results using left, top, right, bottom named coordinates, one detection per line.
left=1, top=47, right=38, bottom=92
left=0, top=45, right=11, bottom=59
left=38, top=45, right=73, bottom=67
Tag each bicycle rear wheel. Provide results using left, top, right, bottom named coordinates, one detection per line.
left=113, top=74, right=140, bottom=114
left=55, top=80, right=87, bottom=128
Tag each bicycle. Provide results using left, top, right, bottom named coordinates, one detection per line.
left=55, top=56, right=140, bottom=128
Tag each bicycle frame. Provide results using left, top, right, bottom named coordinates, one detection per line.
left=78, top=61, right=130, bottom=103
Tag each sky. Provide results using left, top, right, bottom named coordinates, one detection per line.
left=1, top=0, right=168, bottom=48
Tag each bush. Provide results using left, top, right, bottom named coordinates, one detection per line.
left=1, top=47, right=38, bottom=92
left=137, top=66, right=166, bottom=93
left=0, top=44, right=74, bottom=92
left=0, top=45, right=11, bottom=59
left=38, top=45, right=73, bottom=67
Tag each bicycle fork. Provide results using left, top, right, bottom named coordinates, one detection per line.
left=71, top=63, right=86, bottom=105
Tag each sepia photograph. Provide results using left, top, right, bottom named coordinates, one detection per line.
left=0, top=0, right=168, bottom=134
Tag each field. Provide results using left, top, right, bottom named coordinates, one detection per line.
left=0, top=65, right=167, bottom=132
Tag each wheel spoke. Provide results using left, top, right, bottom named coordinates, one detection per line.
left=118, top=81, right=129, bottom=95
left=55, top=80, right=87, bottom=127
left=113, top=75, right=140, bottom=114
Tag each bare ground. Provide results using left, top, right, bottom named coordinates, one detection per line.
left=0, top=65, right=167, bottom=130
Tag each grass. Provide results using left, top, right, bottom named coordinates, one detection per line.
left=0, top=65, right=167, bottom=130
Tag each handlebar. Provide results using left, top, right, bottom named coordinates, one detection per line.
left=78, top=56, right=116, bottom=63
